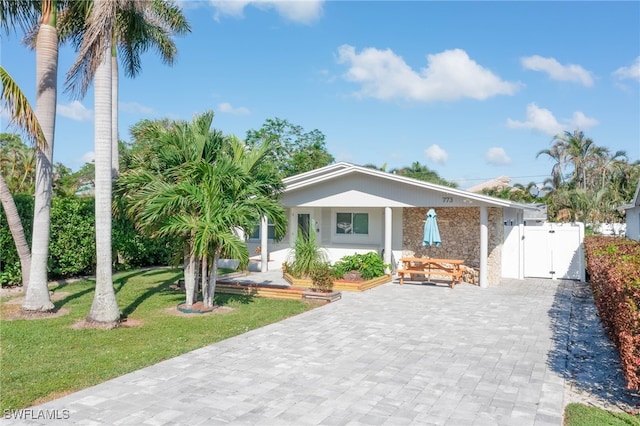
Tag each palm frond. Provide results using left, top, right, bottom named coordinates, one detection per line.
left=0, top=65, right=45, bottom=150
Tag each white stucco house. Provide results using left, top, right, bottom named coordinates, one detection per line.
left=248, top=162, right=544, bottom=288
left=620, top=179, right=640, bottom=240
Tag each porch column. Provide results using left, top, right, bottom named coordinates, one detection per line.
left=260, top=215, right=268, bottom=272
left=479, top=205, right=488, bottom=288
left=384, top=207, right=392, bottom=272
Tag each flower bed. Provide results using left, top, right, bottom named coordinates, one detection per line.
left=283, top=272, right=391, bottom=292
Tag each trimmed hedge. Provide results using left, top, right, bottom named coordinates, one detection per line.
left=0, top=195, right=179, bottom=286
left=584, top=236, right=640, bottom=390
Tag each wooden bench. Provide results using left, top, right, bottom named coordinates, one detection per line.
left=397, top=257, right=464, bottom=289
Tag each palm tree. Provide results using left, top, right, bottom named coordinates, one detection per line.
left=0, top=65, right=46, bottom=291
left=118, top=114, right=221, bottom=305
left=110, top=0, right=189, bottom=177
left=63, top=0, right=189, bottom=325
left=62, top=0, right=190, bottom=178
left=1, top=133, right=36, bottom=194
left=596, top=150, right=628, bottom=192
left=0, top=1, right=65, bottom=311
left=119, top=112, right=286, bottom=308
left=556, top=130, right=607, bottom=190
left=536, top=142, right=566, bottom=193
left=64, top=0, right=119, bottom=324
left=146, top=154, right=285, bottom=307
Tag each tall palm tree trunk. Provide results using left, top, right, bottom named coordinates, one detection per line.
left=205, top=250, right=220, bottom=308
left=200, top=255, right=208, bottom=304
left=87, top=35, right=119, bottom=325
left=23, top=21, right=57, bottom=312
left=0, top=174, right=31, bottom=290
left=183, top=241, right=196, bottom=307
left=111, top=45, right=119, bottom=178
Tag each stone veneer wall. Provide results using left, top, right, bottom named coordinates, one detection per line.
left=402, top=207, right=504, bottom=285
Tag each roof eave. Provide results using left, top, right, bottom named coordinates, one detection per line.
left=284, top=163, right=534, bottom=210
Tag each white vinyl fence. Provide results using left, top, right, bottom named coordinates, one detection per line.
left=502, top=222, right=585, bottom=281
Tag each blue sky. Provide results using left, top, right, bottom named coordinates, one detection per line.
left=2, top=1, right=639, bottom=189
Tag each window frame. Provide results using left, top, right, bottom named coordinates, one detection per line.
left=335, top=211, right=369, bottom=236
left=249, top=221, right=276, bottom=240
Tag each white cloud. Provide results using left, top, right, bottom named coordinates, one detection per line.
left=209, top=0, right=324, bottom=24
left=506, top=103, right=562, bottom=135
left=613, top=57, right=640, bottom=82
left=570, top=111, right=599, bottom=129
left=58, top=101, right=92, bottom=121
left=218, top=102, right=250, bottom=115
left=337, top=46, right=520, bottom=102
left=79, top=151, right=95, bottom=164
left=521, top=55, right=594, bottom=87
left=484, top=147, right=511, bottom=165
left=506, top=103, right=599, bottom=135
left=424, top=144, right=448, bottom=164
left=119, top=102, right=156, bottom=115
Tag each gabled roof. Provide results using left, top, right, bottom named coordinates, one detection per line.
left=283, top=162, right=538, bottom=210
left=620, top=179, right=640, bottom=210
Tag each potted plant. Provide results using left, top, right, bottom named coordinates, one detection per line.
left=310, top=262, right=334, bottom=293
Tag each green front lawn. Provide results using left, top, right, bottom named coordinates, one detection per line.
left=564, top=403, right=640, bottom=425
left=0, top=268, right=316, bottom=411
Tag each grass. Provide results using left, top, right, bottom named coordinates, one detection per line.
left=0, top=268, right=317, bottom=411
left=564, top=403, right=640, bottom=425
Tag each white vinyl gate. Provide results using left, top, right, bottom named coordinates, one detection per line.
left=502, top=222, right=585, bottom=281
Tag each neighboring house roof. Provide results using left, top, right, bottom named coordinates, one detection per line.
left=619, top=179, right=640, bottom=210
left=466, top=176, right=512, bottom=193
left=283, top=162, right=538, bottom=210
left=524, top=203, right=548, bottom=221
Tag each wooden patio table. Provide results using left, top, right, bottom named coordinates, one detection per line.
left=397, top=257, right=464, bottom=289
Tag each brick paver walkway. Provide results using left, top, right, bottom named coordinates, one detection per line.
left=4, top=278, right=569, bottom=425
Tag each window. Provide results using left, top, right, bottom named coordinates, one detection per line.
left=250, top=222, right=275, bottom=239
left=336, top=212, right=368, bottom=235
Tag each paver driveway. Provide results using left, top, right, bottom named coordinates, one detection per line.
left=4, top=278, right=569, bottom=425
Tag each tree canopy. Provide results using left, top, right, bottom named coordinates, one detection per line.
left=533, top=130, right=639, bottom=223
left=117, top=111, right=287, bottom=307
left=245, top=117, right=335, bottom=178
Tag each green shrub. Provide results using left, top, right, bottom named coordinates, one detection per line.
left=0, top=195, right=179, bottom=286
left=113, top=215, right=179, bottom=269
left=0, top=194, right=33, bottom=286
left=48, top=197, right=96, bottom=278
left=332, top=252, right=387, bottom=280
left=310, top=262, right=334, bottom=293
left=286, top=227, right=327, bottom=278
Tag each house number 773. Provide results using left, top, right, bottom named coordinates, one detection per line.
left=442, top=197, right=453, bottom=203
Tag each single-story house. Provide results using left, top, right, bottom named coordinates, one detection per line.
left=248, top=162, right=541, bottom=288
left=620, top=179, right=640, bottom=240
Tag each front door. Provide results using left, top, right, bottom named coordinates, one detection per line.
left=297, top=213, right=311, bottom=240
